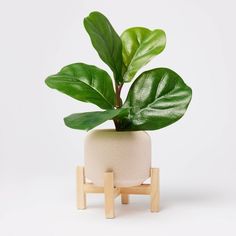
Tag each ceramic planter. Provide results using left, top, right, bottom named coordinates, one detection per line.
left=84, top=129, right=151, bottom=187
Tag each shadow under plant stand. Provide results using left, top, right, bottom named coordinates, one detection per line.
left=76, top=166, right=160, bottom=219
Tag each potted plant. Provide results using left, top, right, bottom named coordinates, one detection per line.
left=45, top=11, right=192, bottom=188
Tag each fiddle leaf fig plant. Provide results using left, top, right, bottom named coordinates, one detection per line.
left=45, top=11, right=192, bottom=131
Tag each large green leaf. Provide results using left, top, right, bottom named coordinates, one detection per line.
left=122, top=68, right=192, bottom=130
left=121, top=27, right=166, bottom=82
left=45, top=63, right=115, bottom=110
left=84, top=11, right=123, bottom=84
left=64, top=109, right=128, bottom=131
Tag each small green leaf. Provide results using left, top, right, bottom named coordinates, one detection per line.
left=45, top=63, right=115, bottom=110
left=121, top=27, right=166, bottom=82
left=84, top=11, right=123, bottom=84
left=123, top=68, right=192, bottom=130
left=64, top=109, right=129, bottom=131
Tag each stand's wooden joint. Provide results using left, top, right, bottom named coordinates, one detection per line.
left=76, top=166, right=160, bottom=218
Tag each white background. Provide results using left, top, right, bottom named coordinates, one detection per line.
left=1, top=0, right=236, bottom=235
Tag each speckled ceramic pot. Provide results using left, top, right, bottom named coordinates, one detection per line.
left=84, top=129, right=151, bottom=187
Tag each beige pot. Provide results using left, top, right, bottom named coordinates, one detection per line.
left=84, top=129, right=151, bottom=187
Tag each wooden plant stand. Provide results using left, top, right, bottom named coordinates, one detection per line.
left=76, top=166, right=160, bottom=219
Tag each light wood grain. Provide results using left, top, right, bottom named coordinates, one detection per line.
left=121, top=194, right=129, bottom=204
left=114, top=187, right=121, bottom=198
left=104, top=172, right=115, bottom=219
left=76, top=166, right=160, bottom=218
left=84, top=183, right=104, bottom=193
left=76, top=166, right=86, bottom=209
left=150, top=168, right=160, bottom=212
left=120, top=184, right=151, bottom=195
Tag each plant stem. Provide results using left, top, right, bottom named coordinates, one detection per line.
left=115, top=83, right=123, bottom=108
left=113, top=83, right=123, bottom=130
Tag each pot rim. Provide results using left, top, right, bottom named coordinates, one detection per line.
left=87, top=128, right=149, bottom=134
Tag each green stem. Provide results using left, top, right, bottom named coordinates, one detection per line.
left=115, top=83, right=123, bottom=108
left=113, top=83, right=123, bottom=130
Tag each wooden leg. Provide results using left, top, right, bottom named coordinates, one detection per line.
left=121, top=194, right=129, bottom=204
left=150, top=168, right=160, bottom=212
left=76, top=166, right=86, bottom=209
left=104, top=172, right=115, bottom=219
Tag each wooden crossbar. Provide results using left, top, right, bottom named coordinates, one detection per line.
left=83, top=183, right=151, bottom=195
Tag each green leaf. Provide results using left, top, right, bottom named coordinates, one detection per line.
left=121, top=27, right=166, bottom=82
left=84, top=11, right=123, bottom=84
left=122, top=68, right=192, bottom=130
left=64, top=109, right=129, bottom=131
left=45, top=63, right=115, bottom=110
